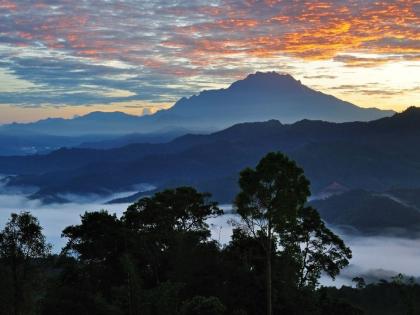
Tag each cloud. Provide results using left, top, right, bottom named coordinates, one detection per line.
left=0, top=0, right=418, bottom=108
left=168, top=0, right=419, bottom=61
left=328, top=83, right=420, bottom=97
left=333, top=54, right=420, bottom=68
left=303, top=74, right=337, bottom=79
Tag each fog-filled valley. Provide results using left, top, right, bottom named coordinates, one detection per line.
left=1, top=188, right=420, bottom=289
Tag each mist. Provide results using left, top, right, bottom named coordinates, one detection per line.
left=198, top=209, right=420, bottom=287
left=324, top=233, right=420, bottom=286
left=0, top=191, right=132, bottom=251
left=1, top=190, right=420, bottom=288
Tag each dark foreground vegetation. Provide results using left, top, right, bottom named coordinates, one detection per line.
left=0, top=153, right=418, bottom=315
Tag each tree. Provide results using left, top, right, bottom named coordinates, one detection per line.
left=57, top=188, right=223, bottom=314
left=352, top=277, right=366, bottom=289
left=181, top=296, right=226, bottom=315
left=235, top=152, right=310, bottom=315
left=222, top=228, right=270, bottom=314
left=122, top=187, right=222, bottom=286
left=62, top=210, right=124, bottom=265
left=61, top=210, right=128, bottom=311
left=123, top=186, right=222, bottom=236
left=280, top=206, right=352, bottom=289
left=0, top=212, right=51, bottom=315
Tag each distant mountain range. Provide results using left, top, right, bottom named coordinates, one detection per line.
left=0, top=128, right=190, bottom=156
left=1, top=107, right=419, bottom=206
left=0, top=72, right=393, bottom=137
left=0, top=111, right=141, bottom=136
left=77, top=128, right=191, bottom=149
left=311, top=189, right=420, bottom=236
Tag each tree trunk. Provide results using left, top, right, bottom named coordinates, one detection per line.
left=127, top=270, right=134, bottom=315
left=12, top=258, right=19, bottom=315
left=266, top=225, right=272, bottom=315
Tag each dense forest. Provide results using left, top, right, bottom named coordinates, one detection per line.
left=0, top=153, right=418, bottom=315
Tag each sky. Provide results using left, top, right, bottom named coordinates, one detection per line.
left=0, top=0, right=419, bottom=123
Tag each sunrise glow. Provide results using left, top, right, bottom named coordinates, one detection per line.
left=0, top=0, right=418, bottom=123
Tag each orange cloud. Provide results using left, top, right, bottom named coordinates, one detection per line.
left=0, top=0, right=16, bottom=10
left=172, top=0, right=419, bottom=65
left=1, top=0, right=419, bottom=75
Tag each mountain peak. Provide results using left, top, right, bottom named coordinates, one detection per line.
left=397, top=106, right=420, bottom=118
left=370, top=106, right=420, bottom=130
left=229, top=71, right=302, bottom=91
left=384, top=106, right=420, bottom=123
left=73, top=111, right=140, bottom=123
left=247, top=71, right=296, bottom=80
left=80, top=111, right=137, bottom=119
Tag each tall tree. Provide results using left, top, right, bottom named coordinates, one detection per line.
left=0, top=212, right=51, bottom=315
left=279, top=206, right=352, bottom=289
left=235, top=152, right=310, bottom=315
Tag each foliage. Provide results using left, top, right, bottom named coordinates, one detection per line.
left=280, top=206, right=352, bottom=289
left=234, top=152, right=351, bottom=314
left=0, top=154, right=411, bottom=315
left=180, top=296, right=226, bottom=315
left=0, top=212, right=51, bottom=315
left=235, top=152, right=310, bottom=235
left=321, top=278, right=420, bottom=315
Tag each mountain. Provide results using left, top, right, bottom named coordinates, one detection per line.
left=77, top=128, right=191, bottom=149
left=0, top=111, right=143, bottom=136
left=149, top=72, right=393, bottom=129
left=310, top=189, right=420, bottom=235
left=0, top=129, right=187, bottom=156
left=0, top=107, right=419, bottom=204
left=0, top=133, right=80, bottom=156
left=0, top=72, right=393, bottom=136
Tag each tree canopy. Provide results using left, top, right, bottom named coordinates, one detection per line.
left=235, top=152, right=351, bottom=314
left=0, top=153, right=397, bottom=315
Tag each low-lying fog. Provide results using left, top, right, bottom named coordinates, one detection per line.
left=1, top=190, right=420, bottom=288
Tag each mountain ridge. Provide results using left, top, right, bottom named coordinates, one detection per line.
left=1, top=106, right=419, bottom=204
left=310, top=189, right=420, bottom=235
left=0, top=72, right=394, bottom=136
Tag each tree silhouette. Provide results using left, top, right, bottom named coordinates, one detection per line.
left=181, top=296, right=226, bottom=315
left=122, top=187, right=223, bottom=287
left=280, top=206, right=352, bottom=288
left=0, top=212, right=51, bottom=315
left=61, top=210, right=129, bottom=310
left=235, top=152, right=310, bottom=315
left=123, top=187, right=222, bottom=237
